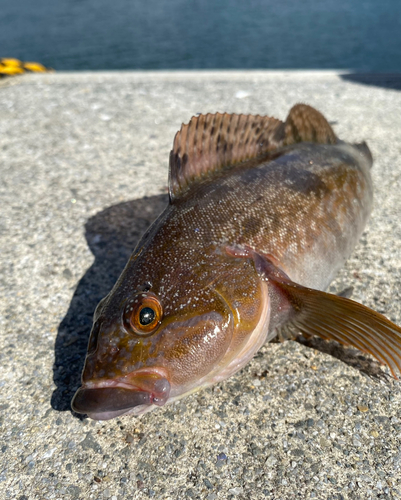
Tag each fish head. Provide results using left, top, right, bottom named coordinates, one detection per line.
left=72, top=237, right=269, bottom=420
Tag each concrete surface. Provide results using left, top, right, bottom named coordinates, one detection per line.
left=1, top=71, right=401, bottom=500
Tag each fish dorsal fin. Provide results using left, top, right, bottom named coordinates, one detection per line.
left=284, top=103, right=337, bottom=146
left=169, top=112, right=285, bottom=201
left=168, top=105, right=337, bottom=202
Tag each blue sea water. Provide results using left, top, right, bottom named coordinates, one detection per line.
left=1, top=0, right=400, bottom=71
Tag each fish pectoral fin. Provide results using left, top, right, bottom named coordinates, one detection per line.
left=252, top=252, right=401, bottom=378
left=289, top=289, right=401, bottom=379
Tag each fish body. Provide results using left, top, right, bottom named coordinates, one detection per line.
left=72, top=104, right=401, bottom=420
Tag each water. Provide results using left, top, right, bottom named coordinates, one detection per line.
left=1, top=0, right=400, bottom=72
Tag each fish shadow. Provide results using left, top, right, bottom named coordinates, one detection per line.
left=294, top=336, right=391, bottom=381
left=51, top=193, right=169, bottom=413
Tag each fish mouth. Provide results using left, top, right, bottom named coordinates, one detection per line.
left=71, top=369, right=171, bottom=420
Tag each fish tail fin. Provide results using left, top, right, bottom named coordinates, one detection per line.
left=354, top=141, right=373, bottom=169
left=284, top=103, right=337, bottom=146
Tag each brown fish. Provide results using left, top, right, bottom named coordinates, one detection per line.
left=72, top=104, right=401, bottom=420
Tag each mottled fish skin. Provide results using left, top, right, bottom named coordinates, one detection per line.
left=71, top=105, right=401, bottom=420
left=169, top=141, right=372, bottom=292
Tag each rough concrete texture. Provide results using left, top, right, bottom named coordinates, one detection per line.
left=1, top=71, right=401, bottom=500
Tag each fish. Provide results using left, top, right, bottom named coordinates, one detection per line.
left=72, top=103, right=401, bottom=420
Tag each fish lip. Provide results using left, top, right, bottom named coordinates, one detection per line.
left=72, top=367, right=171, bottom=418
left=83, top=366, right=169, bottom=390
left=71, top=386, right=153, bottom=417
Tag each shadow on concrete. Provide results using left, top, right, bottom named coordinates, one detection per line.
left=294, top=336, right=390, bottom=381
left=51, top=193, right=169, bottom=413
left=341, top=73, right=401, bottom=91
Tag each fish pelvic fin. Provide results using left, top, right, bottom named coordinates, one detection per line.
left=283, top=103, right=337, bottom=146
left=337, top=286, right=354, bottom=299
left=250, top=249, right=401, bottom=378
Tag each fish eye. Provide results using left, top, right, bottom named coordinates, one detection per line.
left=124, top=292, right=163, bottom=336
left=139, top=307, right=156, bottom=326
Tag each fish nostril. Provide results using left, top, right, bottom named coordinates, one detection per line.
left=139, top=282, right=152, bottom=292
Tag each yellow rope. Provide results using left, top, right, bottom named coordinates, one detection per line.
left=0, top=58, right=53, bottom=77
